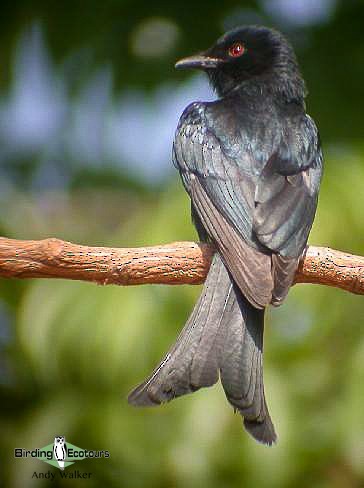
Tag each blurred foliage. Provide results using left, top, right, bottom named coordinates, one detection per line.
left=0, top=1, right=364, bottom=488
left=1, top=0, right=364, bottom=142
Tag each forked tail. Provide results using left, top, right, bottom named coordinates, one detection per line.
left=128, top=254, right=276, bottom=445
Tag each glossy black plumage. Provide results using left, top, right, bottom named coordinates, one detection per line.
left=129, top=25, right=323, bottom=445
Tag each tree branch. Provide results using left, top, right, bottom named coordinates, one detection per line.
left=0, top=237, right=363, bottom=295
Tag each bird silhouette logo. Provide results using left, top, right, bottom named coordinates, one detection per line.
left=53, top=436, right=67, bottom=470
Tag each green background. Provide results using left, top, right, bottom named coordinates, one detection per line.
left=0, top=1, right=364, bottom=487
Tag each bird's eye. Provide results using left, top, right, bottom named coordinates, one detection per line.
left=228, top=42, right=245, bottom=58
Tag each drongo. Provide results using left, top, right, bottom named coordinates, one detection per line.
left=129, top=25, right=323, bottom=445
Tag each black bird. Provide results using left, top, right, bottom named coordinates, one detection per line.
left=128, top=25, right=323, bottom=445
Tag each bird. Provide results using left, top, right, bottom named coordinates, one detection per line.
left=53, top=436, right=67, bottom=470
left=128, top=25, right=323, bottom=445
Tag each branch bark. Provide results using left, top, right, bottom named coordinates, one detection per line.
left=0, top=237, right=363, bottom=295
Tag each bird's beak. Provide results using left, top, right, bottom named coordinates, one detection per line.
left=175, top=54, right=223, bottom=70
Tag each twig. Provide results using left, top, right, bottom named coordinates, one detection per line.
left=0, top=237, right=363, bottom=295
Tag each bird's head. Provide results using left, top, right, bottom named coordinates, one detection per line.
left=54, top=436, right=65, bottom=446
left=175, top=25, right=306, bottom=101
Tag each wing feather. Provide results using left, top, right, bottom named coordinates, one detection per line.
left=189, top=175, right=273, bottom=309
left=174, top=102, right=322, bottom=307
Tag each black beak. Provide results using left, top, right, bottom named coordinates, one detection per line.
left=175, top=54, right=223, bottom=70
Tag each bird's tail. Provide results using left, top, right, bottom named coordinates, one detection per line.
left=57, top=460, right=65, bottom=470
left=128, top=254, right=276, bottom=445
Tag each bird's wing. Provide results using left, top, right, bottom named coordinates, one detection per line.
left=174, top=104, right=322, bottom=308
left=253, top=115, right=322, bottom=303
left=174, top=102, right=274, bottom=309
left=254, top=115, right=322, bottom=258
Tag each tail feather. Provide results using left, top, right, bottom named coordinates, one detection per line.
left=218, top=281, right=276, bottom=445
left=128, top=254, right=228, bottom=405
left=128, top=254, right=277, bottom=445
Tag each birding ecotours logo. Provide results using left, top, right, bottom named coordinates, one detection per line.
left=14, top=436, right=110, bottom=471
left=53, top=436, right=67, bottom=470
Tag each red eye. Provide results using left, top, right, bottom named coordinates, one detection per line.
left=228, top=42, right=245, bottom=58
